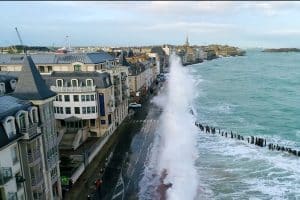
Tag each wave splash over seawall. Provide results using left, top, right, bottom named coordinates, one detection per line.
left=139, top=54, right=200, bottom=200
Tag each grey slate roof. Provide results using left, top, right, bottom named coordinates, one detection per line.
left=42, top=71, right=112, bottom=89
left=12, top=55, right=56, bottom=100
left=0, top=95, right=31, bottom=148
left=0, top=74, right=18, bottom=94
left=0, top=51, right=115, bottom=65
left=128, top=62, right=147, bottom=76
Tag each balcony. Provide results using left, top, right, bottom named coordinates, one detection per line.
left=114, top=89, right=121, bottom=96
left=47, top=154, right=59, bottom=168
left=113, top=78, right=120, bottom=85
left=7, top=192, right=17, bottom=200
left=0, top=167, right=13, bottom=185
left=50, top=86, right=96, bottom=93
left=31, top=175, right=44, bottom=190
left=20, top=123, right=40, bottom=139
left=27, top=150, right=41, bottom=164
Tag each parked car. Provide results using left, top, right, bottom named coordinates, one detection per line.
left=129, top=102, right=142, bottom=108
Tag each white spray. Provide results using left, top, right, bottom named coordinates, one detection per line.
left=155, top=54, right=199, bottom=200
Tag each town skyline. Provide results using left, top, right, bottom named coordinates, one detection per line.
left=2, top=1, right=300, bottom=48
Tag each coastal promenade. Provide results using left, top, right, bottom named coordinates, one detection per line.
left=62, top=82, right=162, bottom=200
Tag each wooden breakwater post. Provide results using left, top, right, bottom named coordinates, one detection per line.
left=194, top=121, right=300, bottom=158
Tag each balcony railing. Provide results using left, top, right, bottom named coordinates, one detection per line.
left=51, top=85, right=96, bottom=93
left=7, top=192, right=17, bottom=200
left=28, top=150, right=41, bottom=164
left=31, top=175, right=44, bottom=189
left=47, top=154, right=59, bottom=168
left=0, top=167, right=13, bottom=185
left=20, top=123, right=39, bottom=139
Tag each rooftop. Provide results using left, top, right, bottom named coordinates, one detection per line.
left=0, top=51, right=115, bottom=65
left=42, top=71, right=112, bottom=89
left=12, top=55, right=57, bottom=100
left=0, top=95, right=31, bottom=119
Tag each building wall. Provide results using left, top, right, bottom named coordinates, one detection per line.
left=32, top=98, right=62, bottom=200
left=0, top=142, right=25, bottom=200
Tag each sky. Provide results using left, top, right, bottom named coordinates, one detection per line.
left=1, top=1, right=300, bottom=48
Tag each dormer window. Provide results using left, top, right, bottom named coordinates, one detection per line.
left=56, top=79, right=63, bottom=87
left=15, top=110, right=29, bottom=132
left=10, top=79, right=17, bottom=90
left=74, top=64, right=81, bottom=72
left=0, top=82, right=5, bottom=94
left=38, top=66, right=45, bottom=73
left=3, top=116, right=16, bottom=139
left=86, top=79, right=93, bottom=87
left=71, top=79, right=78, bottom=87
left=28, top=107, right=39, bottom=124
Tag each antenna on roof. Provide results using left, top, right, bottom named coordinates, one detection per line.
left=15, top=27, right=26, bottom=55
left=66, top=35, right=71, bottom=51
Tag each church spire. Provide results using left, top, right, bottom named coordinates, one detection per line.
left=185, top=34, right=189, bottom=46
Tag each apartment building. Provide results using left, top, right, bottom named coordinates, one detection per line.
left=0, top=55, right=62, bottom=200
left=0, top=51, right=129, bottom=149
left=42, top=71, right=114, bottom=150
left=0, top=96, right=27, bottom=200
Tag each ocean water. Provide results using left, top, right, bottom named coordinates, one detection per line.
left=191, top=50, right=300, bottom=199
left=139, top=51, right=300, bottom=199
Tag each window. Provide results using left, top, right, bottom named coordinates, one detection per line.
left=75, top=107, right=80, bottom=114
left=71, top=79, right=78, bottom=87
left=29, top=107, right=38, bottom=123
left=82, top=107, right=86, bottom=114
left=86, top=79, right=93, bottom=86
left=65, top=107, right=71, bottom=114
left=0, top=82, right=5, bottom=94
left=81, top=95, right=85, bottom=102
left=91, top=95, right=95, bottom=101
left=73, top=95, right=79, bottom=102
left=16, top=111, right=28, bottom=131
left=106, top=77, right=110, bottom=85
left=58, top=95, right=62, bottom=101
left=92, top=107, right=96, bottom=113
left=90, top=119, right=96, bottom=127
left=56, top=79, right=63, bottom=87
left=86, top=95, right=90, bottom=101
left=60, top=107, right=63, bottom=114
left=11, top=146, right=18, bottom=164
left=38, top=66, right=45, bottom=73
left=74, top=64, right=81, bottom=72
left=64, top=95, right=70, bottom=102
left=3, top=117, right=16, bottom=139
left=101, top=120, right=106, bottom=125
left=47, top=66, right=53, bottom=73
left=87, top=107, right=91, bottom=114
left=108, top=114, right=112, bottom=125
left=10, top=79, right=17, bottom=90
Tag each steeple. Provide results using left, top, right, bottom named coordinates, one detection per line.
left=13, top=55, right=56, bottom=101
left=185, top=34, right=189, bottom=46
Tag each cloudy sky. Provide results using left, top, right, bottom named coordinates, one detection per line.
left=1, top=1, right=300, bottom=48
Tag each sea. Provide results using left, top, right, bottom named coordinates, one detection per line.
left=138, top=50, right=300, bottom=200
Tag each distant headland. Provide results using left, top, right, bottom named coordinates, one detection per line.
left=262, top=48, right=300, bottom=53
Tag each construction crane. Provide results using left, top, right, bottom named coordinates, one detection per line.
left=14, top=27, right=26, bottom=54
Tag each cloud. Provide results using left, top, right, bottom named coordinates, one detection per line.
left=143, top=21, right=235, bottom=33
left=268, top=29, right=300, bottom=36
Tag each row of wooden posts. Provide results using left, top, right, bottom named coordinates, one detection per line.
left=194, top=122, right=300, bottom=157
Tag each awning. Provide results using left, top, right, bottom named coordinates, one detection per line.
left=64, top=116, right=81, bottom=122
